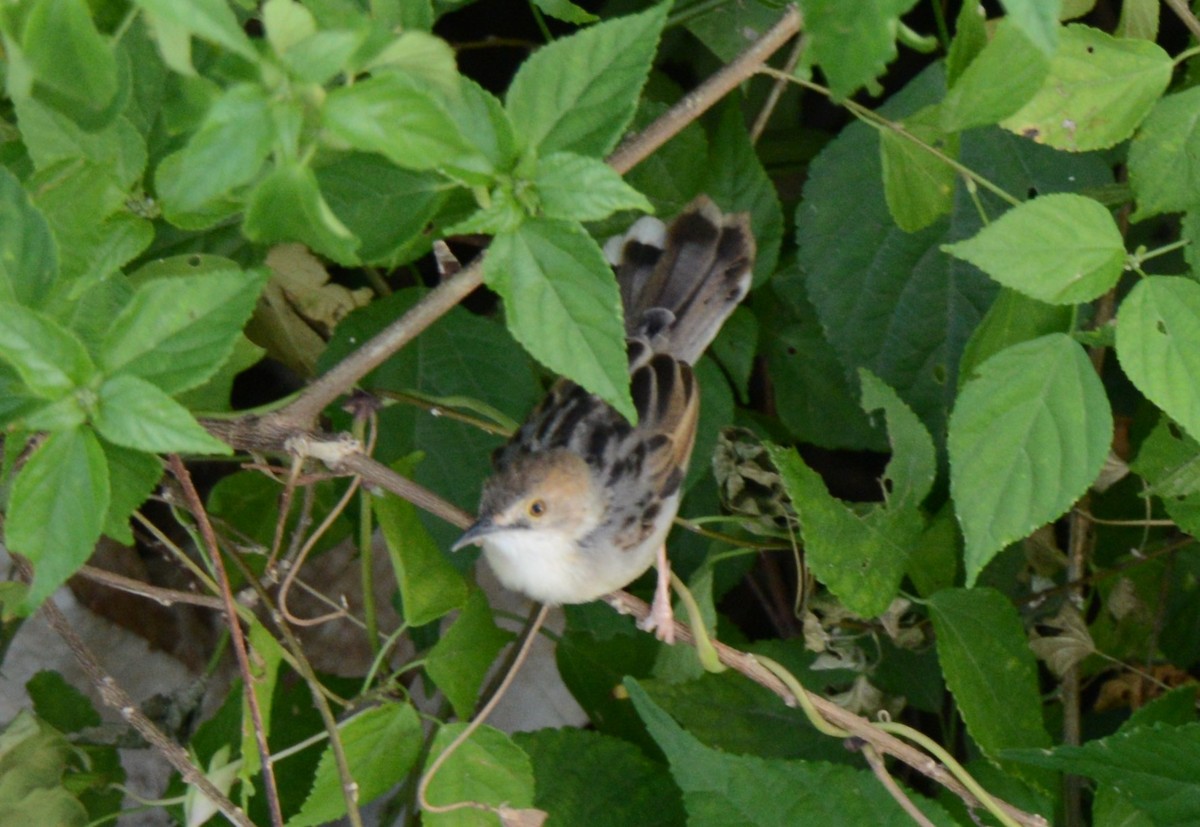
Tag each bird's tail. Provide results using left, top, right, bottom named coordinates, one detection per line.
left=604, top=196, right=755, bottom=366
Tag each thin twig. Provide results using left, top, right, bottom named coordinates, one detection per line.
left=1164, top=0, right=1200, bottom=39
left=750, top=32, right=808, bottom=142
left=861, top=744, right=938, bottom=827
left=75, top=564, right=226, bottom=610
left=168, top=456, right=285, bottom=827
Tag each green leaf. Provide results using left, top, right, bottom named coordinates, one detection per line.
left=1128, top=87, right=1200, bottom=222
left=486, top=218, right=634, bottom=422
left=940, top=20, right=1049, bottom=131
left=21, top=0, right=119, bottom=122
left=321, top=73, right=471, bottom=171
left=704, top=105, right=784, bottom=286
left=155, top=84, right=275, bottom=216
left=945, top=0, right=988, bottom=88
left=881, top=106, right=958, bottom=232
left=93, top=375, right=230, bottom=455
left=801, top=0, right=921, bottom=98
left=131, top=0, right=257, bottom=61
left=0, top=712, right=88, bottom=827
left=1116, top=276, right=1200, bottom=442
left=514, top=728, right=684, bottom=826
left=244, top=162, right=360, bottom=264
left=1129, top=417, right=1200, bottom=536
left=437, top=77, right=518, bottom=185
left=361, top=31, right=459, bottom=95
left=532, top=0, right=597, bottom=24
left=287, top=703, right=423, bottom=827
left=1006, top=723, right=1200, bottom=824
left=422, top=723, right=535, bottom=824
left=425, top=590, right=514, bottom=719
left=262, top=0, right=315, bottom=55
left=999, top=0, right=1061, bottom=56
left=534, top=153, right=651, bottom=222
left=765, top=370, right=935, bottom=619
left=174, top=334, right=265, bottom=413
left=373, top=464, right=468, bottom=627
left=239, top=619, right=284, bottom=781
left=100, top=442, right=162, bottom=544
left=943, top=193, right=1125, bottom=304
left=1117, top=0, right=1159, bottom=40
left=626, top=678, right=957, bottom=826
left=957, top=288, right=1073, bottom=387
left=1000, top=24, right=1172, bottom=152
left=27, top=671, right=101, bottom=733
left=949, top=333, right=1111, bottom=584
left=7, top=428, right=109, bottom=613
left=100, top=267, right=267, bottom=395
left=505, top=3, right=668, bottom=156
left=0, top=168, right=57, bottom=309
left=0, top=304, right=95, bottom=399
left=928, top=588, right=1053, bottom=773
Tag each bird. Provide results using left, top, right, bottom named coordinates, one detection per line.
left=452, top=196, right=755, bottom=642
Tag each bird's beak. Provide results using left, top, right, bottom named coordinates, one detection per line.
left=451, top=517, right=498, bottom=551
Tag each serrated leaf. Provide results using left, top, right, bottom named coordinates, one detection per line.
left=0, top=304, right=95, bottom=398
left=945, top=0, right=987, bottom=88
left=287, top=703, right=423, bottom=827
left=1117, top=277, right=1200, bottom=442
left=101, top=442, right=162, bottom=544
left=534, top=153, right=651, bottom=222
left=859, top=370, right=936, bottom=509
left=7, top=428, right=109, bottom=613
left=929, top=588, right=1052, bottom=786
left=881, top=107, right=958, bottom=232
left=802, top=0, right=921, bottom=98
left=0, top=165, right=57, bottom=310
left=505, top=3, right=667, bottom=156
left=425, top=590, right=514, bottom=719
left=999, top=0, right=1061, bottom=56
left=1128, top=87, right=1200, bottom=222
left=1006, top=723, right=1200, bottom=825
left=957, top=288, right=1074, bottom=388
left=100, top=267, right=266, bottom=394
left=626, top=678, right=958, bottom=826
left=943, top=193, right=1124, bottom=304
left=1000, top=24, right=1172, bottom=152
left=93, top=375, right=230, bottom=455
left=244, top=162, right=360, bottom=264
left=22, top=0, right=119, bottom=121
left=373, top=459, right=468, bottom=627
left=486, top=218, right=634, bottom=421
left=949, top=333, right=1112, bottom=584
left=1130, top=418, right=1200, bottom=536
left=131, top=0, right=257, bottom=61
left=940, top=20, right=1049, bottom=131
left=155, top=84, right=275, bottom=215
left=422, top=723, right=536, bottom=824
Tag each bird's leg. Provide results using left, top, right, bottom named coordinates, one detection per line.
left=638, top=543, right=676, bottom=644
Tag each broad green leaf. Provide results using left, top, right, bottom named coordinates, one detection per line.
left=244, top=162, right=360, bottom=264
left=486, top=218, right=634, bottom=422
left=684, top=0, right=779, bottom=64
left=928, top=588, right=1052, bottom=774
left=321, top=73, right=471, bottom=171
left=26, top=671, right=101, bottom=732
left=505, top=3, right=667, bottom=156
left=1128, top=87, right=1200, bottom=222
left=859, top=370, right=936, bottom=509
left=704, top=105, right=783, bottom=286
left=534, top=153, right=652, bottom=222
left=794, top=63, right=1113, bottom=447
left=626, top=679, right=958, bottom=826
left=1129, top=418, right=1200, bottom=537
left=100, top=442, right=162, bottom=545
left=21, top=0, right=118, bottom=123
left=0, top=304, right=95, bottom=398
left=262, top=0, right=315, bottom=55
left=801, top=0, right=921, bottom=98
left=940, top=20, right=1049, bottom=132
left=155, top=84, right=275, bottom=215
left=1116, top=276, right=1200, bottom=442
left=944, top=0, right=987, bottom=88
left=999, top=0, right=1061, bottom=56
left=0, top=712, right=88, bottom=827
left=287, top=703, right=423, bottom=827
left=881, top=106, right=957, bottom=232
left=949, top=334, right=1111, bottom=584
left=14, top=98, right=145, bottom=183
left=131, top=0, right=257, bottom=61
left=943, top=193, right=1124, bottom=304
left=373, top=463, right=468, bottom=627
left=1000, top=24, right=1172, bottom=152
left=174, top=334, right=265, bottom=413
left=438, top=78, right=518, bottom=185
left=100, top=267, right=267, bottom=395
left=1006, top=723, right=1200, bottom=824
left=361, top=31, right=459, bottom=95
left=1117, top=0, right=1159, bottom=39
left=515, top=728, right=683, bottom=824
left=7, top=428, right=109, bottom=612
left=279, top=28, right=365, bottom=85
left=425, top=590, right=514, bottom=720
left=93, top=375, right=230, bottom=454
left=0, top=168, right=57, bottom=308
left=957, top=288, right=1073, bottom=387
left=422, top=723, right=536, bottom=824
left=532, top=0, right=597, bottom=24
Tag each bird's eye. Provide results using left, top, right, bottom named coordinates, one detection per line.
left=528, top=499, right=547, bottom=517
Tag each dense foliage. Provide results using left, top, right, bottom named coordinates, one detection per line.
left=1, top=0, right=1199, bottom=825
